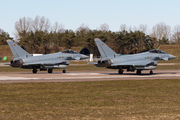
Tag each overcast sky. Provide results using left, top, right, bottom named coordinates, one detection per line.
left=0, top=0, right=180, bottom=37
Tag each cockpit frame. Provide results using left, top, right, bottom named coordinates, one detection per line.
left=149, top=49, right=166, bottom=54
left=61, top=49, right=79, bottom=54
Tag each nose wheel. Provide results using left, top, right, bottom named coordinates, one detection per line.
left=150, top=70, right=153, bottom=74
left=63, top=69, right=66, bottom=73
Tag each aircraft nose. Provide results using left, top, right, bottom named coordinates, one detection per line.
left=169, top=54, right=177, bottom=60
left=81, top=54, right=89, bottom=59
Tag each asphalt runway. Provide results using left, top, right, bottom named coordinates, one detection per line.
left=0, top=70, right=180, bottom=83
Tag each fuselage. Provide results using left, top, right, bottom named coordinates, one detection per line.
left=93, top=38, right=177, bottom=74
left=111, top=52, right=166, bottom=64
left=97, top=49, right=176, bottom=71
left=6, top=39, right=89, bottom=73
left=24, top=52, right=72, bottom=64
left=10, top=51, right=85, bottom=69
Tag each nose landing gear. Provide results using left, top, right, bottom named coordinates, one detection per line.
left=63, top=69, right=66, bottom=73
left=150, top=70, right=153, bottom=74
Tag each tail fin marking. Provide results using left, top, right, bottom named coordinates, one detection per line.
left=94, top=38, right=117, bottom=60
left=7, top=40, right=29, bottom=60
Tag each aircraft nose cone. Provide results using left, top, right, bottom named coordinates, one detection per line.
left=81, top=54, right=89, bottom=59
left=169, top=54, right=177, bottom=60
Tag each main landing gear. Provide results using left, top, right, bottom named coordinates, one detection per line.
left=48, top=69, right=53, bottom=73
left=150, top=70, right=153, bottom=74
left=136, top=70, right=141, bottom=75
left=117, top=69, right=153, bottom=75
left=32, top=68, right=37, bottom=74
left=118, top=69, right=124, bottom=74
left=47, top=69, right=66, bottom=73
left=136, top=70, right=153, bottom=75
left=32, top=69, right=67, bottom=74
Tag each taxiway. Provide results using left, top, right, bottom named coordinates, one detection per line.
left=0, top=70, right=180, bottom=83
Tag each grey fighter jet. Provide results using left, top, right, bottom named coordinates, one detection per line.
left=6, top=40, right=89, bottom=74
left=90, top=38, right=176, bottom=75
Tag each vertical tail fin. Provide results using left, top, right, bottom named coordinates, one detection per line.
left=94, top=38, right=117, bottom=60
left=6, top=40, right=29, bottom=60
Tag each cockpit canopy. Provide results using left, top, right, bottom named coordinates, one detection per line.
left=61, top=49, right=79, bottom=54
left=149, top=49, right=166, bottom=54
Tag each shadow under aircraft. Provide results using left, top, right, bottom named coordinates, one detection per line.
left=5, top=40, right=89, bottom=74
left=89, top=38, right=177, bottom=75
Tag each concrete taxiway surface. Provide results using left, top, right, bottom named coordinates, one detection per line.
left=0, top=70, right=180, bottom=83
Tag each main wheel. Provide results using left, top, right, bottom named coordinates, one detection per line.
left=150, top=70, right=153, bottom=74
left=63, top=69, right=66, bottom=73
left=136, top=70, right=141, bottom=75
left=32, top=68, right=37, bottom=74
left=48, top=69, right=52, bottom=73
left=118, top=69, right=123, bottom=74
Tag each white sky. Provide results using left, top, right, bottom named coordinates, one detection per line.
left=0, top=0, right=180, bottom=37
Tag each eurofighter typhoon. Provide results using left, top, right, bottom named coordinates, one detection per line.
left=6, top=40, right=89, bottom=74
left=90, top=38, right=176, bottom=75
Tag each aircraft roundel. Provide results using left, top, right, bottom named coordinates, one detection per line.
left=14, top=44, right=16, bottom=46
left=102, top=44, right=103, bottom=46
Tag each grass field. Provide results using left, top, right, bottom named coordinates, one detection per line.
left=158, top=58, right=180, bottom=63
left=156, top=65, right=180, bottom=70
left=0, top=80, right=180, bottom=119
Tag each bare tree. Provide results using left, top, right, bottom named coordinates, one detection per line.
left=31, top=16, right=51, bottom=32
left=0, top=28, right=4, bottom=33
left=39, top=16, right=45, bottom=31
left=139, top=24, right=148, bottom=34
left=75, top=23, right=90, bottom=33
left=31, top=16, right=39, bottom=31
left=99, top=23, right=109, bottom=31
left=120, top=24, right=148, bottom=34
left=133, top=26, right=137, bottom=32
left=14, top=17, right=31, bottom=39
left=44, top=17, right=50, bottom=32
left=171, top=25, right=180, bottom=44
left=52, top=21, right=58, bottom=33
left=119, top=24, right=127, bottom=31
left=128, top=25, right=132, bottom=32
left=52, top=21, right=65, bottom=33
left=150, top=22, right=171, bottom=41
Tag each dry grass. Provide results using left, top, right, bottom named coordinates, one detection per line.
left=0, top=45, right=13, bottom=59
left=0, top=67, right=32, bottom=72
left=159, top=45, right=180, bottom=57
left=158, top=58, right=180, bottom=63
left=156, top=65, right=180, bottom=70
left=0, top=80, right=180, bottom=119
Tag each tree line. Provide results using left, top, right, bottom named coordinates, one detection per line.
left=0, top=16, right=180, bottom=56
left=0, top=29, right=13, bottom=45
